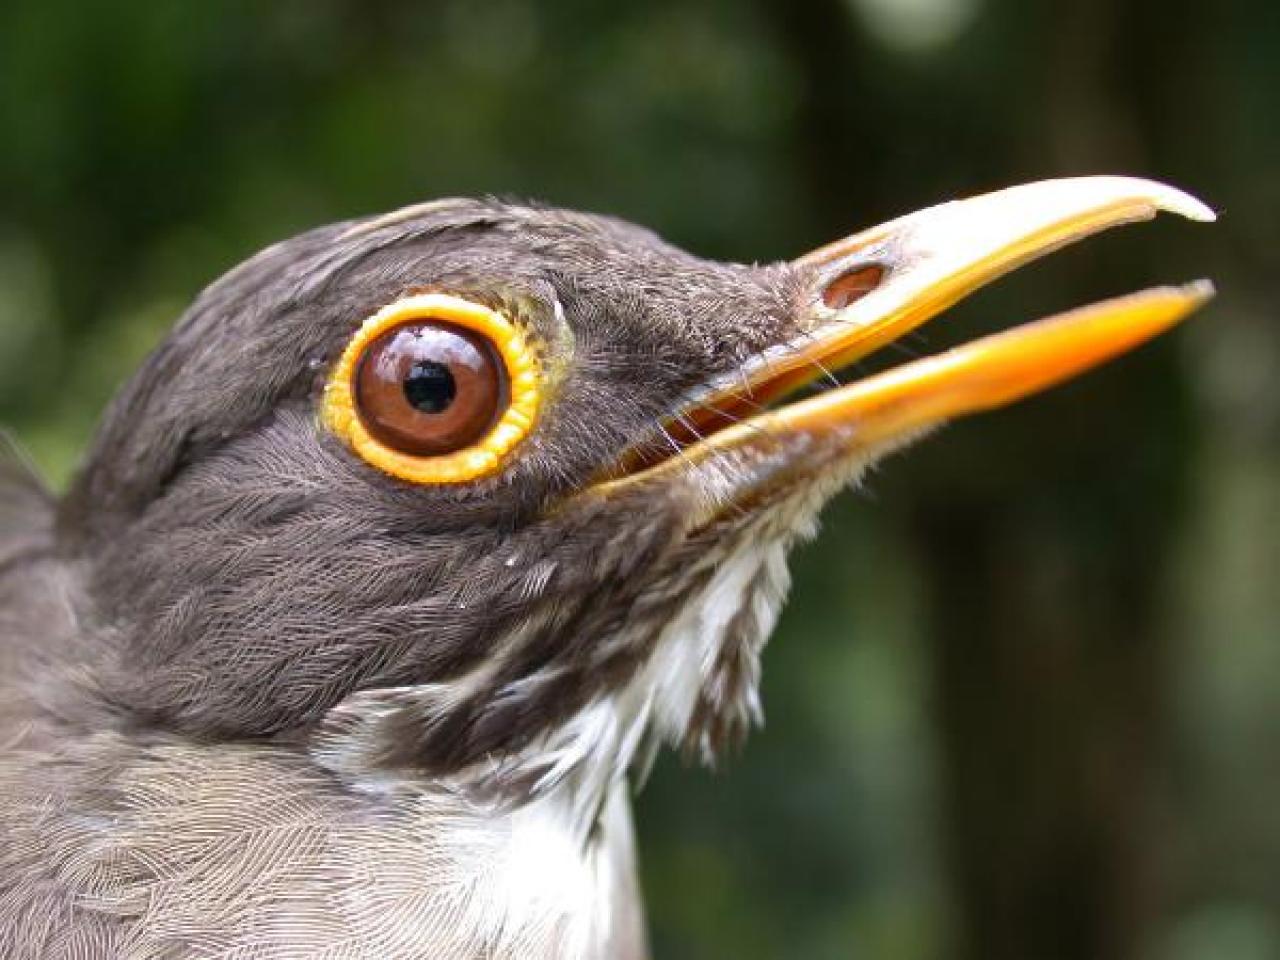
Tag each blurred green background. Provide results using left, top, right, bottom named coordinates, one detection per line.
left=1, top=1, right=1276, bottom=957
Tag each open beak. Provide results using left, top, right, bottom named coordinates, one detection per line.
left=602, top=176, right=1215, bottom=514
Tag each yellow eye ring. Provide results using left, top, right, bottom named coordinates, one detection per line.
left=322, top=293, right=541, bottom=484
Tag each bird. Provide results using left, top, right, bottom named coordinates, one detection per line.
left=0, top=176, right=1213, bottom=959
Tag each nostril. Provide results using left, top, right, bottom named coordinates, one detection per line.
left=822, top=264, right=885, bottom=310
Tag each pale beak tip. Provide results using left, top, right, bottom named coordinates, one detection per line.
left=1148, top=181, right=1217, bottom=223
left=1186, top=278, right=1217, bottom=301
left=1073, top=175, right=1216, bottom=223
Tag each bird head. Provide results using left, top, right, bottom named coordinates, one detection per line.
left=60, top=178, right=1212, bottom=797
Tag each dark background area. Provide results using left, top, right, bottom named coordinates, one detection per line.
left=1, top=1, right=1276, bottom=957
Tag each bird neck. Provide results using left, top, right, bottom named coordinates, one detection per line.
left=313, top=532, right=795, bottom=806
left=308, top=706, right=650, bottom=958
left=398, top=772, right=646, bottom=959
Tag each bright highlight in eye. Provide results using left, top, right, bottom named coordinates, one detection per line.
left=322, top=293, right=541, bottom=484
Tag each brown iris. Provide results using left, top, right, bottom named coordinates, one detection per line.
left=353, top=321, right=508, bottom=456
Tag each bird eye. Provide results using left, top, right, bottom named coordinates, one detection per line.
left=322, top=294, right=541, bottom=484
left=355, top=323, right=507, bottom=456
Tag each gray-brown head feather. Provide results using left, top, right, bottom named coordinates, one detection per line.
left=49, top=199, right=808, bottom=775
left=1, top=198, right=852, bottom=958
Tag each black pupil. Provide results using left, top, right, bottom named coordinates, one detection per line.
left=403, top=360, right=456, bottom=414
